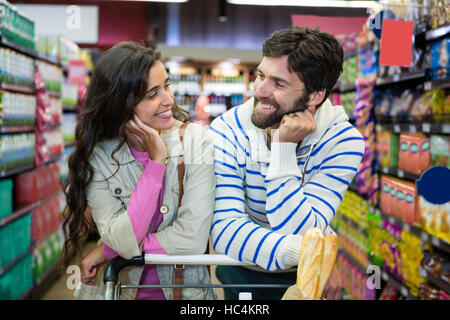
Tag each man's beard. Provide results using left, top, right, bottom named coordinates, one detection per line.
left=251, top=92, right=310, bottom=129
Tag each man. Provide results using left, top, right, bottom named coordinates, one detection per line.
left=209, top=26, right=365, bottom=300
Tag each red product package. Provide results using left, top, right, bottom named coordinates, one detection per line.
left=15, top=171, right=38, bottom=205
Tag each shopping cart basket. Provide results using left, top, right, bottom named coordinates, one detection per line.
left=103, top=253, right=291, bottom=300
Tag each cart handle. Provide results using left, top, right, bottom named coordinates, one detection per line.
left=143, top=253, right=251, bottom=266
left=103, top=254, right=145, bottom=284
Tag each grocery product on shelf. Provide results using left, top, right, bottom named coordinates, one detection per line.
left=0, top=47, right=34, bottom=88
left=203, top=75, right=246, bottom=95
left=61, top=113, right=76, bottom=143
left=31, top=196, right=60, bottom=243
left=0, top=0, right=35, bottom=50
left=0, top=213, right=31, bottom=269
left=0, top=178, right=12, bottom=218
left=353, top=77, right=378, bottom=203
left=0, top=132, right=35, bottom=170
left=0, top=91, right=36, bottom=127
left=429, top=37, right=449, bottom=81
left=430, top=0, right=449, bottom=29
left=336, top=252, right=377, bottom=300
left=14, top=162, right=61, bottom=205
left=418, top=282, right=450, bottom=300
left=0, top=253, right=32, bottom=300
left=376, top=130, right=399, bottom=168
left=398, top=133, right=430, bottom=175
left=31, top=231, right=62, bottom=285
left=418, top=196, right=450, bottom=243
left=430, top=135, right=450, bottom=168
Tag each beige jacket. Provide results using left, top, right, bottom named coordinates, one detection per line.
left=74, top=120, right=216, bottom=300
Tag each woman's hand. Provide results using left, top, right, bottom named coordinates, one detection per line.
left=80, top=244, right=106, bottom=286
left=125, top=115, right=167, bottom=165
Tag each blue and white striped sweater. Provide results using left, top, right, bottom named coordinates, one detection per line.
left=209, top=98, right=365, bottom=271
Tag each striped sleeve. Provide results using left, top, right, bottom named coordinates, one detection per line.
left=209, top=115, right=302, bottom=271
left=265, top=124, right=365, bottom=235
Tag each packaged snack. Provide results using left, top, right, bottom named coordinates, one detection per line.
left=430, top=135, right=450, bottom=168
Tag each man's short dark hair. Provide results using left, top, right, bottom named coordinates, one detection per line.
left=262, top=26, right=344, bottom=108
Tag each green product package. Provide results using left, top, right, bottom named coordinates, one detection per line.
left=0, top=178, right=13, bottom=219
left=388, top=132, right=399, bottom=168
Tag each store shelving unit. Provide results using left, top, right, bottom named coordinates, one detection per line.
left=0, top=23, right=66, bottom=299
left=336, top=22, right=450, bottom=300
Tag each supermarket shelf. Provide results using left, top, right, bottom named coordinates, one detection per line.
left=0, top=126, right=35, bottom=133
left=376, top=70, right=426, bottom=87
left=338, top=248, right=369, bottom=274
left=35, top=53, right=61, bottom=67
left=424, top=79, right=450, bottom=90
left=64, top=140, right=76, bottom=148
left=425, top=24, right=450, bottom=42
left=0, top=247, right=31, bottom=278
left=378, top=165, right=421, bottom=182
left=338, top=212, right=368, bottom=237
left=22, top=257, right=62, bottom=300
left=0, top=34, right=62, bottom=68
left=380, top=269, right=419, bottom=300
left=47, top=91, right=61, bottom=98
left=0, top=34, right=37, bottom=58
left=0, top=191, right=62, bottom=228
left=0, top=163, right=34, bottom=178
left=379, top=122, right=450, bottom=135
left=339, top=84, right=357, bottom=93
left=343, top=42, right=375, bottom=59
left=63, top=105, right=78, bottom=112
left=372, top=206, right=450, bottom=255
left=0, top=82, right=35, bottom=94
left=422, top=266, right=450, bottom=294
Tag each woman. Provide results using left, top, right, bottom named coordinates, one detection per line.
left=62, top=42, right=216, bottom=300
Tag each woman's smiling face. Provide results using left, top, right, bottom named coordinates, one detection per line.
left=134, top=60, right=175, bottom=130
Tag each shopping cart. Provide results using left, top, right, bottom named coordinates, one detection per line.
left=103, top=253, right=291, bottom=300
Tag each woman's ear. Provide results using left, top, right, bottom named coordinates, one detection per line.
left=307, top=89, right=326, bottom=109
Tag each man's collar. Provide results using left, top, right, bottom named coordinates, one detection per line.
left=243, top=97, right=347, bottom=163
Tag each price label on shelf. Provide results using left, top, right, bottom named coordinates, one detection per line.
left=401, top=286, right=408, bottom=297
left=443, top=124, right=450, bottom=134
left=388, top=216, right=396, bottom=224
left=421, top=232, right=429, bottom=241
left=394, top=124, right=401, bottom=133
left=419, top=268, right=427, bottom=278
left=403, top=224, right=410, bottom=232
left=397, top=169, right=405, bottom=178
left=393, top=74, right=400, bottom=82
left=424, top=81, right=432, bottom=91
left=375, top=208, right=382, bottom=217
left=422, top=123, right=431, bottom=133
left=382, top=166, right=389, bottom=174
left=409, top=125, right=416, bottom=133
left=382, top=272, right=388, bottom=281
left=431, top=236, right=440, bottom=247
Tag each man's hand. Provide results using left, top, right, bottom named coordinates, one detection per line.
left=80, top=244, right=106, bottom=286
left=273, top=106, right=317, bottom=143
left=321, top=266, right=342, bottom=300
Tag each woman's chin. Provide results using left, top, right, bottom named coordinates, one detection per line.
left=154, top=117, right=175, bottom=131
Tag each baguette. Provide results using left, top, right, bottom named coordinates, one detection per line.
left=296, top=228, right=324, bottom=299
left=317, top=234, right=338, bottom=298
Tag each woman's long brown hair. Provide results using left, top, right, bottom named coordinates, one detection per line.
left=61, top=42, right=190, bottom=268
